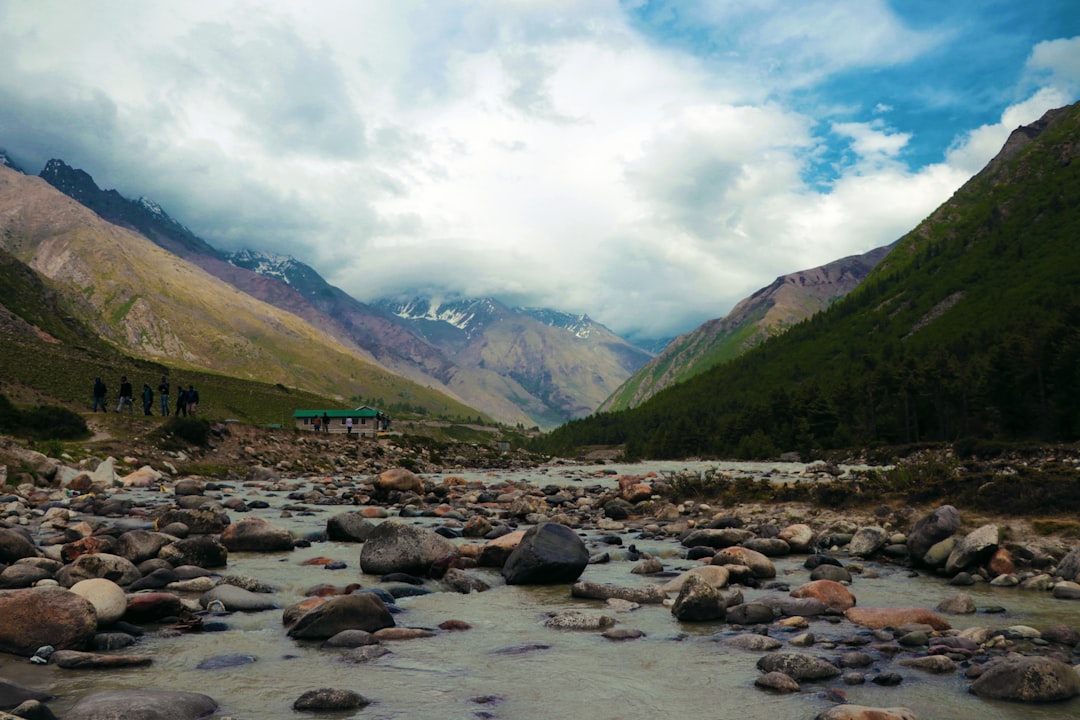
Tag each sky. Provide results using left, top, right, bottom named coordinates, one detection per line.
left=1, top=1, right=1078, bottom=341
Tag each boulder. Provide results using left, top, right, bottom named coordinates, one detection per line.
left=791, top=579, right=856, bottom=612
left=778, top=523, right=815, bottom=553
left=570, top=582, right=667, bottom=604
left=970, top=655, right=1080, bottom=702
left=124, top=592, right=184, bottom=622
left=477, top=530, right=527, bottom=568
left=69, top=578, right=128, bottom=627
left=906, top=505, right=961, bottom=562
left=325, top=513, right=376, bottom=542
left=65, top=690, right=217, bottom=720
left=0, top=678, right=54, bottom=710
left=293, top=688, right=371, bottom=711
left=158, top=536, right=228, bottom=568
left=844, top=607, right=950, bottom=631
left=51, top=649, right=154, bottom=669
left=220, top=517, right=294, bottom=553
left=0, top=529, right=39, bottom=563
left=671, top=574, right=725, bottom=622
left=726, top=602, right=777, bottom=625
left=58, top=553, right=141, bottom=588
left=848, top=527, right=888, bottom=558
left=936, top=593, right=977, bottom=614
left=755, top=671, right=800, bottom=693
left=660, top=565, right=729, bottom=593
left=360, top=521, right=457, bottom=576
left=712, top=546, right=776, bottom=578
left=681, top=528, right=755, bottom=549
left=374, top=468, right=423, bottom=494
left=0, top=587, right=97, bottom=655
left=501, top=523, right=588, bottom=585
left=155, top=507, right=229, bottom=535
left=1056, top=546, right=1080, bottom=582
left=741, top=538, right=790, bottom=557
left=1052, top=581, right=1080, bottom=600
left=114, top=530, right=175, bottom=564
left=922, top=536, right=958, bottom=569
left=945, top=524, right=999, bottom=576
left=199, top=584, right=280, bottom=612
left=0, top=564, right=52, bottom=589
left=287, top=594, right=395, bottom=639
left=756, top=652, right=841, bottom=681
left=724, top=633, right=782, bottom=651
left=758, top=594, right=828, bottom=617
left=810, top=564, right=852, bottom=583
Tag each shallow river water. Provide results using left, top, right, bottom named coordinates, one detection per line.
left=3, top=461, right=1079, bottom=720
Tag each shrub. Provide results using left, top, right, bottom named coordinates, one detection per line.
left=0, top=393, right=89, bottom=441
left=155, top=417, right=211, bottom=449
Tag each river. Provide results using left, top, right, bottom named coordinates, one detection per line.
left=2, top=461, right=1078, bottom=720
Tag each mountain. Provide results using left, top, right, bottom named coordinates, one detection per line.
left=538, top=102, right=1080, bottom=459
left=377, top=295, right=654, bottom=427
left=32, top=160, right=650, bottom=428
left=600, top=243, right=892, bottom=412
left=0, top=163, right=479, bottom=419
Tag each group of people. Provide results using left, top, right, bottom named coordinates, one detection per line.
left=92, top=375, right=199, bottom=417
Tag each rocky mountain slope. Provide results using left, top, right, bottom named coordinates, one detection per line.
left=30, top=160, right=652, bottom=427
left=600, top=244, right=892, bottom=411
left=0, top=165, right=477, bottom=419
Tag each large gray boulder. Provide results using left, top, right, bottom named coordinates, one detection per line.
left=155, top=507, right=230, bottom=535
left=1055, top=546, right=1080, bottom=582
left=200, top=584, right=280, bottom=612
left=58, top=553, right=141, bottom=588
left=970, top=655, right=1080, bottom=702
left=680, top=528, right=755, bottom=549
left=848, top=526, right=888, bottom=558
left=287, top=594, right=395, bottom=639
left=945, top=524, right=999, bottom=576
left=158, top=536, right=228, bottom=569
left=220, top=517, right=294, bottom=553
left=65, top=690, right=218, bottom=720
left=0, top=528, right=40, bottom=563
left=326, top=513, right=377, bottom=542
left=359, top=521, right=456, bottom=576
left=114, top=530, right=174, bottom=564
left=501, top=523, right=588, bottom=585
left=671, top=574, right=725, bottom=622
left=906, top=505, right=961, bottom=562
left=757, top=652, right=841, bottom=681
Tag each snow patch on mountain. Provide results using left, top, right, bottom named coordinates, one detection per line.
left=227, top=248, right=299, bottom=285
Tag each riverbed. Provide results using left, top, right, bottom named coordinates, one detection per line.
left=2, top=461, right=1079, bottom=720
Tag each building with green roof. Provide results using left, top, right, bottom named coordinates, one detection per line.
left=292, top=406, right=390, bottom=436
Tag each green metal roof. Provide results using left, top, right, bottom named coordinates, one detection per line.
left=292, top=406, right=385, bottom=419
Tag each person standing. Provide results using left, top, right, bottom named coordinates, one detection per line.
left=187, top=385, right=199, bottom=416
left=313, top=415, right=321, bottom=433
left=175, top=385, right=188, bottom=417
left=345, top=417, right=353, bottom=435
left=322, top=412, right=330, bottom=433
left=141, top=383, right=154, bottom=415
left=92, top=377, right=107, bottom=413
left=116, top=376, right=134, bottom=414
left=158, top=376, right=170, bottom=416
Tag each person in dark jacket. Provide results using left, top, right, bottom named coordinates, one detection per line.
left=187, top=385, right=199, bottom=416
left=175, top=386, right=188, bottom=417
left=142, top=383, right=154, bottom=415
left=92, top=377, right=107, bottom=413
left=116, top=376, right=134, bottom=414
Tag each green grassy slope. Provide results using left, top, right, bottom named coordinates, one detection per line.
left=537, top=103, right=1080, bottom=459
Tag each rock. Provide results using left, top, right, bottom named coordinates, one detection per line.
left=791, top=579, right=856, bottom=612
left=810, top=564, right=852, bottom=583
left=712, top=546, right=776, bottom=578
left=293, top=688, right=371, bottom=711
left=477, top=530, right=527, bottom=568
left=907, top=505, right=961, bottom=562
left=69, top=579, right=127, bottom=627
left=742, top=538, right=790, bottom=557
left=848, top=527, right=888, bottom=558
left=173, top=478, right=204, bottom=496
left=1054, top=545, right=1080, bottom=582
left=755, top=671, right=800, bottom=693
left=660, top=565, right=729, bottom=593
left=288, top=593, right=395, bottom=639
left=199, top=584, right=280, bottom=612
left=571, top=582, right=667, bottom=604
left=123, top=592, right=183, bottom=622
left=844, top=607, right=950, bottom=631
left=671, top=574, right=725, bottom=622
left=338, top=645, right=393, bottom=663
left=0, top=564, right=52, bottom=589
left=359, top=521, right=457, bottom=576
left=1041, top=624, right=1080, bottom=646
left=936, top=593, right=977, bottom=614
left=544, top=611, right=615, bottom=630
left=0, top=529, right=40, bottom=563
left=501, top=523, right=588, bottom=585
left=121, top=467, right=160, bottom=488
left=155, top=507, right=230, bottom=535
left=325, top=513, right=376, bottom=542
left=778, top=523, right=815, bottom=553
left=945, top=524, right=999, bottom=576
left=50, top=649, right=153, bottom=669
left=681, top=528, right=755, bottom=549
left=58, top=554, right=141, bottom=588
left=0, top=587, right=97, bottom=655
left=988, top=547, right=1016, bottom=577
left=1052, top=581, right=1080, bottom=600
left=196, top=653, right=256, bottom=670
left=158, top=536, right=228, bottom=569
left=60, top=537, right=116, bottom=563
left=114, top=530, right=173, bottom=564
left=374, top=468, right=423, bottom=494
left=219, top=517, right=294, bottom=552
left=756, top=652, right=840, bottom=681
left=816, top=705, right=918, bottom=720
left=922, top=537, right=958, bottom=569
left=65, top=690, right=217, bottom=720
left=602, top=628, right=645, bottom=641
left=441, top=567, right=490, bottom=594
left=725, top=602, right=777, bottom=625
left=898, top=655, right=956, bottom=673
left=321, top=630, right=377, bottom=648
left=969, top=655, right=1080, bottom=702
left=758, top=594, right=828, bottom=617
left=724, top=633, right=782, bottom=651
left=0, top=679, right=53, bottom=711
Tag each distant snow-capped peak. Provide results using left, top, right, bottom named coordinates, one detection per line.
left=227, top=249, right=298, bottom=285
